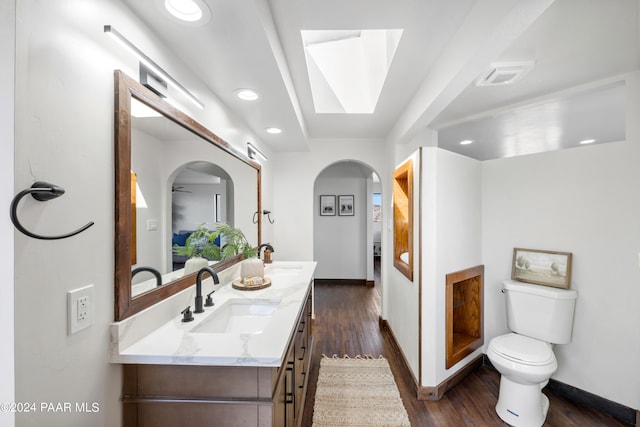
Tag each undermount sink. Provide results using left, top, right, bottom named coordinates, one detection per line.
left=190, top=298, right=280, bottom=334
left=265, top=265, right=303, bottom=277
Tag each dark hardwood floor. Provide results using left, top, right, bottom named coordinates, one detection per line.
left=301, top=259, right=631, bottom=427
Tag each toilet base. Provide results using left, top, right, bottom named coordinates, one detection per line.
left=495, top=376, right=550, bottom=427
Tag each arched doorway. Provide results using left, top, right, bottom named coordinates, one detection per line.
left=312, top=161, right=383, bottom=294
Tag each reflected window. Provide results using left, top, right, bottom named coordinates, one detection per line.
left=373, top=192, right=382, bottom=222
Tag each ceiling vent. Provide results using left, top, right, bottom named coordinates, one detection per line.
left=476, top=61, right=534, bottom=86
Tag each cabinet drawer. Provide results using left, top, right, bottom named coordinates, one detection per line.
left=124, top=401, right=270, bottom=427
left=124, top=365, right=271, bottom=399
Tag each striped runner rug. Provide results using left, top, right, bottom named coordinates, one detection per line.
left=312, top=355, right=411, bottom=427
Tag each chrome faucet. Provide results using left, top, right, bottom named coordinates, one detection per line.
left=131, top=266, right=162, bottom=287
left=257, top=243, right=274, bottom=260
left=195, top=267, right=219, bottom=314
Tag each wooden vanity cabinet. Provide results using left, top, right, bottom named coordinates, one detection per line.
left=122, top=289, right=313, bottom=427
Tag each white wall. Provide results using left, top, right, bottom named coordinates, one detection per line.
left=383, top=150, right=422, bottom=379
left=419, top=148, right=483, bottom=386
left=1, top=1, right=15, bottom=426
left=313, top=162, right=369, bottom=279
left=13, top=1, right=269, bottom=426
left=382, top=130, right=482, bottom=387
left=131, top=128, right=165, bottom=273
left=272, top=138, right=386, bottom=263
left=482, top=139, right=640, bottom=409
left=481, top=74, right=640, bottom=410
left=171, top=183, right=227, bottom=231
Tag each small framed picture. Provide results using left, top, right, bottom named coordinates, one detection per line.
left=511, top=248, right=572, bottom=289
left=338, top=195, right=354, bottom=216
left=319, top=195, right=336, bottom=216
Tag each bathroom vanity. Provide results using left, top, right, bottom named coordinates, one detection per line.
left=111, top=261, right=316, bottom=427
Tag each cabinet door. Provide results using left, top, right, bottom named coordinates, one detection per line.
left=285, top=360, right=295, bottom=427
left=273, top=369, right=286, bottom=427
left=294, top=313, right=307, bottom=410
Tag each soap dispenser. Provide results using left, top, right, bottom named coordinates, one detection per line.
left=264, top=248, right=273, bottom=264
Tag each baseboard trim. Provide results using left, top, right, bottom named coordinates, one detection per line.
left=379, top=317, right=419, bottom=396
left=482, top=355, right=638, bottom=426
left=418, top=355, right=483, bottom=401
left=314, top=278, right=368, bottom=286
left=547, top=377, right=638, bottom=426
left=377, top=323, right=637, bottom=424
left=379, top=317, right=483, bottom=402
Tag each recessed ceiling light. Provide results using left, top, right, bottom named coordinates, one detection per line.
left=163, top=0, right=210, bottom=23
left=265, top=127, right=282, bottom=134
left=460, top=140, right=474, bottom=145
left=234, top=88, right=260, bottom=101
left=579, top=139, right=596, bottom=145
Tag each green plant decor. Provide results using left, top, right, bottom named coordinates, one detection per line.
left=213, top=222, right=258, bottom=260
left=172, top=223, right=221, bottom=260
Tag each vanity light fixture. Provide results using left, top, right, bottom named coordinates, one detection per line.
left=247, top=142, right=268, bottom=161
left=460, top=139, right=474, bottom=145
left=104, top=25, right=204, bottom=109
left=234, top=88, right=260, bottom=101
left=579, top=138, right=596, bottom=145
left=139, top=64, right=167, bottom=98
left=265, top=127, right=282, bottom=134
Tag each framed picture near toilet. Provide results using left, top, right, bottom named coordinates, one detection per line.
left=511, top=248, right=572, bottom=289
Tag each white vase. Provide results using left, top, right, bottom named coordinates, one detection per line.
left=184, top=257, right=209, bottom=276
left=241, top=257, right=264, bottom=278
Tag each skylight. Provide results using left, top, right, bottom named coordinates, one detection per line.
left=301, top=29, right=403, bottom=114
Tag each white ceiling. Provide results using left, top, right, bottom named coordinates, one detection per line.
left=121, top=0, right=639, bottom=160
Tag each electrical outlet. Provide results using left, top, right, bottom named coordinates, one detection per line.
left=68, top=285, right=94, bottom=335
left=147, top=219, right=158, bottom=231
left=77, top=296, right=88, bottom=321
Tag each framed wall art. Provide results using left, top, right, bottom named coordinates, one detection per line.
left=338, top=195, right=354, bottom=216
left=319, top=195, right=336, bottom=216
left=511, top=248, right=572, bottom=289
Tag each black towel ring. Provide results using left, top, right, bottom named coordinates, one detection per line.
left=253, top=210, right=275, bottom=224
left=263, top=210, right=275, bottom=224
left=10, top=181, right=95, bottom=240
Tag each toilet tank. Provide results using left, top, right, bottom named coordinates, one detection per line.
left=503, top=280, right=578, bottom=344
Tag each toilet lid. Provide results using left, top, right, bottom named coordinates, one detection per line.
left=490, top=333, right=555, bottom=366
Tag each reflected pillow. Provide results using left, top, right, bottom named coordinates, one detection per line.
left=172, top=232, right=190, bottom=246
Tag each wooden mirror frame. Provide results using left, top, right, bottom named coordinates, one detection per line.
left=114, top=70, right=261, bottom=320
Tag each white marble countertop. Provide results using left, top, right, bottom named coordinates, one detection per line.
left=111, top=261, right=316, bottom=367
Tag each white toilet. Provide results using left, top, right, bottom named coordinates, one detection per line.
left=487, top=279, right=578, bottom=427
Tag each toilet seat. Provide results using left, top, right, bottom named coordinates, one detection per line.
left=489, top=333, right=555, bottom=366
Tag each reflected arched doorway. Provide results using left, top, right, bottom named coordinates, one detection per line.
left=167, top=161, right=234, bottom=272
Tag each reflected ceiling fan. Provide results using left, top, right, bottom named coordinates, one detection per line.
left=172, top=185, right=192, bottom=193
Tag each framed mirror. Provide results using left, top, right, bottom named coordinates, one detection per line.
left=114, top=70, right=261, bottom=320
